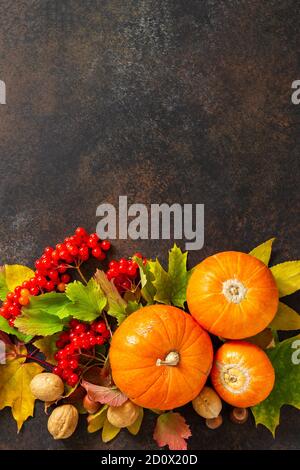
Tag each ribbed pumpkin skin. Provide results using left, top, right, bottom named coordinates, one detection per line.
left=187, top=251, right=279, bottom=339
left=211, top=341, right=275, bottom=407
left=109, top=305, right=213, bottom=410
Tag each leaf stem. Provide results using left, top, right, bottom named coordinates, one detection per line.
left=102, top=311, right=113, bottom=338
left=76, top=264, right=88, bottom=285
left=19, top=354, right=53, bottom=370
left=79, top=351, right=105, bottom=362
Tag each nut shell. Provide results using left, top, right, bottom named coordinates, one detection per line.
left=48, top=404, right=79, bottom=439
left=30, top=373, right=64, bottom=402
left=192, top=386, right=222, bottom=419
left=206, top=415, right=223, bottom=429
left=83, top=395, right=101, bottom=414
left=107, top=400, right=140, bottom=428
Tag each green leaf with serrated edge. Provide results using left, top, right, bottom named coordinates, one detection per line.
left=62, top=279, right=106, bottom=322
left=33, top=334, right=60, bottom=364
left=168, top=244, right=188, bottom=308
left=22, top=292, right=70, bottom=318
left=269, top=302, right=300, bottom=331
left=0, top=316, right=32, bottom=343
left=249, top=238, right=275, bottom=265
left=87, top=406, right=108, bottom=433
left=15, top=312, right=64, bottom=336
left=126, top=300, right=142, bottom=315
left=127, top=408, right=144, bottom=435
left=94, top=270, right=127, bottom=325
left=271, top=261, right=300, bottom=297
left=0, top=266, right=9, bottom=300
left=148, top=259, right=171, bottom=305
left=134, top=257, right=156, bottom=304
left=102, top=417, right=121, bottom=442
left=251, top=335, right=300, bottom=436
left=148, top=245, right=189, bottom=307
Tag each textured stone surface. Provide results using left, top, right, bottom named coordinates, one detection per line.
left=0, top=0, right=299, bottom=450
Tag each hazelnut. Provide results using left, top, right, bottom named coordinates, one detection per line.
left=192, top=386, right=222, bottom=419
left=205, top=415, right=223, bottom=429
left=83, top=395, right=101, bottom=414
left=48, top=404, right=79, bottom=439
left=230, top=407, right=249, bottom=424
left=107, top=400, right=140, bottom=428
left=30, top=373, right=64, bottom=402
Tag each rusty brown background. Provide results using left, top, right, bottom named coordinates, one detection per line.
left=0, top=0, right=300, bottom=450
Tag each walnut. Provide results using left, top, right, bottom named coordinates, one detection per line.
left=30, top=373, right=64, bottom=402
left=192, top=386, right=222, bottom=419
left=47, top=404, right=79, bottom=439
left=107, top=400, right=140, bottom=428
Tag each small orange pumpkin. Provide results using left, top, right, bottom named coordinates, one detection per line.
left=109, top=305, right=213, bottom=410
left=187, top=251, right=278, bottom=339
left=211, top=341, right=275, bottom=407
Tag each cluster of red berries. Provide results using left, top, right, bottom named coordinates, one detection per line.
left=0, top=227, right=111, bottom=326
left=106, top=252, right=147, bottom=293
left=53, top=318, right=110, bottom=386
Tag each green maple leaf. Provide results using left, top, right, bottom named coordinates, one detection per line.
left=148, top=244, right=189, bottom=308
left=134, top=257, right=156, bottom=304
left=168, top=245, right=188, bottom=307
left=148, top=259, right=171, bottom=304
left=62, top=279, right=106, bottom=322
left=251, top=335, right=300, bottom=436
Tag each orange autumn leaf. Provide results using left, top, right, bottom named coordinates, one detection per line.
left=153, top=412, right=191, bottom=450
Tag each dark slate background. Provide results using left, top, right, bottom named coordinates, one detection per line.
left=0, top=0, right=299, bottom=450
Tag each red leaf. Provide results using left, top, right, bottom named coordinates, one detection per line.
left=82, top=380, right=128, bottom=407
left=153, top=412, right=191, bottom=450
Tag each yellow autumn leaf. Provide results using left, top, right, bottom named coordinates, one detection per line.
left=270, top=302, right=300, bottom=331
left=0, top=357, right=43, bottom=431
left=102, top=417, right=121, bottom=442
left=5, top=265, right=35, bottom=292
left=33, top=334, right=60, bottom=365
left=87, top=406, right=107, bottom=433
left=249, top=238, right=275, bottom=265
left=127, top=407, right=144, bottom=435
left=271, top=261, right=300, bottom=297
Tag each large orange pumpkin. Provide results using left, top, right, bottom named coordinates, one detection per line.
left=187, top=251, right=278, bottom=339
left=109, top=305, right=213, bottom=410
left=211, top=341, right=275, bottom=407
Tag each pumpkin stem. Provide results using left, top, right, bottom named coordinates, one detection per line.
left=156, top=351, right=180, bottom=367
